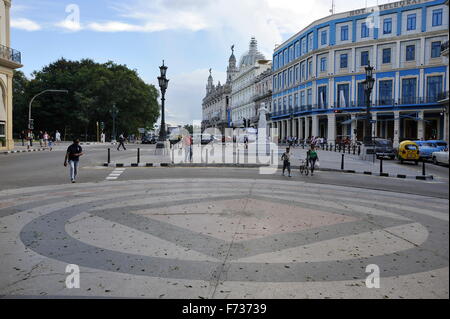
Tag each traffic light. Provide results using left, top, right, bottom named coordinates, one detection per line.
left=100, top=122, right=105, bottom=130
left=29, top=119, right=34, bottom=130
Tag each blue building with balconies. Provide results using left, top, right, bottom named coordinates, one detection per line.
left=270, top=0, right=449, bottom=146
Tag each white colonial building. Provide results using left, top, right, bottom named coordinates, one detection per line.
left=201, top=46, right=238, bottom=133
left=230, top=38, right=272, bottom=128
left=0, top=0, right=22, bottom=150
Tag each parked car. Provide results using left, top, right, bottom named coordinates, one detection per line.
left=427, top=140, right=448, bottom=152
left=431, top=151, right=449, bottom=165
left=373, top=138, right=396, bottom=160
left=397, top=140, right=420, bottom=165
left=142, top=135, right=157, bottom=144
left=414, top=141, right=442, bottom=160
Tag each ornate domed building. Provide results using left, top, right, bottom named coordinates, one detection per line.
left=229, top=37, right=271, bottom=128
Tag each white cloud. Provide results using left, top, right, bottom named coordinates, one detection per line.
left=111, top=0, right=389, bottom=57
left=55, top=20, right=82, bottom=32
left=11, top=18, right=41, bottom=31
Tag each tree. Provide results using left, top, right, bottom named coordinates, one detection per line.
left=13, top=58, right=160, bottom=141
left=12, top=70, right=30, bottom=134
left=183, top=124, right=193, bottom=135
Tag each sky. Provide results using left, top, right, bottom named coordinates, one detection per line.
left=10, top=0, right=394, bottom=125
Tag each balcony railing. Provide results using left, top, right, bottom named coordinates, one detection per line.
left=0, top=44, right=22, bottom=64
left=270, top=96, right=447, bottom=118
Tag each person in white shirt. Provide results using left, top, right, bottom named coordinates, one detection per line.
left=55, top=130, right=61, bottom=144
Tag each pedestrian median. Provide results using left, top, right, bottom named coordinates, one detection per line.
left=101, top=161, right=433, bottom=181
left=100, top=145, right=434, bottom=181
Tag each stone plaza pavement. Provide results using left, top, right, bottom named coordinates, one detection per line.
left=0, top=178, right=448, bottom=298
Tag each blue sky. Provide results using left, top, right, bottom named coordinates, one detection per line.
left=11, top=0, right=386, bottom=125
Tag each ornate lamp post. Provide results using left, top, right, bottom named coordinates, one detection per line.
left=363, top=62, right=375, bottom=145
left=156, top=60, right=169, bottom=149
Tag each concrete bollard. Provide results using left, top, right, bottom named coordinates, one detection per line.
left=422, top=159, right=426, bottom=176
left=107, top=148, right=111, bottom=164
left=137, top=148, right=140, bottom=164
left=358, top=146, right=361, bottom=156
left=380, top=158, right=383, bottom=175
left=341, top=154, right=345, bottom=170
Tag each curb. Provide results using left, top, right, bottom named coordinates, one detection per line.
left=101, top=162, right=434, bottom=180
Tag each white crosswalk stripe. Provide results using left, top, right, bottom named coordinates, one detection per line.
left=106, top=169, right=126, bottom=181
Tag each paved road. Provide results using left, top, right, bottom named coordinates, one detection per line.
left=0, top=144, right=448, bottom=199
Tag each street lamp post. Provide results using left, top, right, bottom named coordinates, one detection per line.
left=111, top=104, right=119, bottom=143
left=156, top=60, right=169, bottom=150
left=28, top=89, right=69, bottom=130
left=363, top=62, right=375, bottom=145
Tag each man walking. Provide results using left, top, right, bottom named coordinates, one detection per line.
left=20, top=131, right=25, bottom=146
left=306, top=145, right=319, bottom=176
left=183, top=134, right=192, bottom=163
left=55, top=130, right=61, bottom=145
left=117, top=133, right=126, bottom=151
left=38, top=131, right=44, bottom=147
left=281, top=147, right=292, bottom=177
left=64, top=139, right=84, bottom=183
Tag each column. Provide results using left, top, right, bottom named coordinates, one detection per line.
left=327, top=113, right=336, bottom=143
left=299, top=117, right=304, bottom=140
left=351, top=47, right=356, bottom=73
left=312, top=115, right=319, bottom=137
left=417, top=110, right=425, bottom=140
left=287, top=119, right=292, bottom=138
left=329, top=78, right=335, bottom=108
left=419, top=69, right=425, bottom=99
left=7, top=73, right=13, bottom=151
left=393, top=111, right=400, bottom=148
left=394, top=71, right=400, bottom=102
left=351, top=114, right=357, bottom=143
left=445, top=111, right=449, bottom=145
left=305, top=117, right=310, bottom=139
left=372, top=112, right=377, bottom=138
left=420, top=37, right=426, bottom=66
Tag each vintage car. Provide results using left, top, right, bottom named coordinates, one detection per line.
left=397, top=140, right=420, bottom=165
left=432, top=151, right=449, bottom=166
left=414, top=141, right=442, bottom=160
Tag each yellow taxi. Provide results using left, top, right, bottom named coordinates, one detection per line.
left=398, top=140, right=420, bottom=165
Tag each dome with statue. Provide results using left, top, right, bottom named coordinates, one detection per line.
left=239, top=37, right=266, bottom=68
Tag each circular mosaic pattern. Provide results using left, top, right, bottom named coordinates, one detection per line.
left=0, top=179, right=447, bottom=283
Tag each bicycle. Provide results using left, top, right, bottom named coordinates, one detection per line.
left=299, top=159, right=309, bottom=176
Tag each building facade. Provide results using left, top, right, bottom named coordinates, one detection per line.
left=201, top=47, right=238, bottom=133
left=270, top=0, right=449, bottom=146
left=230, top=38, right=272, bottom=128
left=253, top=68, right=273, bottom=126
left=0, top=0, right=22, bottom=150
